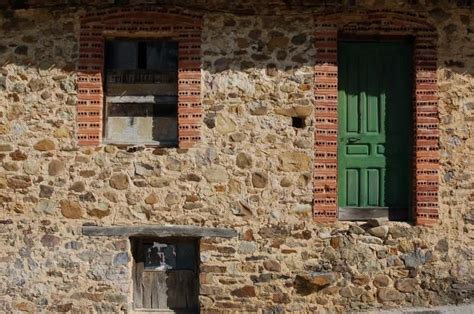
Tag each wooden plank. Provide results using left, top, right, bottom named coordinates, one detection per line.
left=102, top=139, right=178, bottom=147
left=133, top=242, right=145, bottom=309
left=106, top=83, right=177, bottom=96
left=168, top=271, right=179, bottom=309
left=150, top=272, right=160, bottom=309
left=183, top=270, right=199, bottom=310
left=105, top=115, right=178, bottom=145
left=339, top=207, right=408, bottom=221
left=167, top=270, right=199, bottom=310
left=82, top=225, right=238, bottom=238
left=157, top=271, right=168, bottom=309
left=142, top=271, right=154, bottom=309
left=106, top=95, right=177, bottom=104
left=138, top=270, right=198, bottom=311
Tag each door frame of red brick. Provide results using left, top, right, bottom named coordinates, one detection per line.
left=77, top=7, right=203, bottom=149
left=313, top=10, right=439, bottom=226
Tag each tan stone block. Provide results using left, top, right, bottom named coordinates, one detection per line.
left=0, top=143, right=13, bottom=152
left=377, top=287, right=405, bottom=302
left=373, top=274, right=391, bottom=288
left=48, top=159, right=66, bottom=176
left=252, top=171, right=268, bottom=188
left=59, top=200, right=82, bottom=219
left=278, top=151, right=310, bottom=172
left=263, top=259, right=281, bottom=272
left=14, top=301, right=35, bottom=312
left=54, top=127, right=69, bottom=138
left=231, top=285, right=256, bottom=297
left=274, top=105, right=312, bottom=117
left=88, top=207, right=111, bottom=219
left=215, top=114, right=237, bottom=134
left=109, top=173, right=129, bottom=190
left=9, top=150, right=26, bottom=160
left=33, top=139, right=55, bottom=151
left=7, top=175, right=31, bottom=189
left=145, top=193, right=159, bottom=205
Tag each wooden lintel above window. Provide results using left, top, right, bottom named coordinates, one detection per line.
left=82, top=224, right=238, bottom=238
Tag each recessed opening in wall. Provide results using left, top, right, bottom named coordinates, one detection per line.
left=104, top=39, right=179, bottom=147
left=292, top=116, right=306, bottom=129
left=130, top=237, right=199, bottom=312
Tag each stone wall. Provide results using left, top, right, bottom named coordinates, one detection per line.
left=0, top=1, right=473, bottom=312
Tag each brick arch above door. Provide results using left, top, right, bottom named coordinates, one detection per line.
left=312, top=10, right=439, bottom=226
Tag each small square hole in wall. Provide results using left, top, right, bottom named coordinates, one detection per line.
left=292, top=117, right=306, bottom=129
left=130, top=237, right=199, bottom=311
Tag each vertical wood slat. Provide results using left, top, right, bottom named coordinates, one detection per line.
left=138, top=270, right=198, bottom=310
left=151, top=272, right=160, bottom=308
left=166, top=270, right=198, bottom=310
left=157, top=272, right=168, bottom=309
left=142, top=271, right=153, bottom=308
left=133, top=242, right=144, bottom=309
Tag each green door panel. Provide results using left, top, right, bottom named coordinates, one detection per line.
left=337, top=42, right=412, bottom=210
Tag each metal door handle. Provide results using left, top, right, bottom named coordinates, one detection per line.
left=347, top=137, right=360, bottom=143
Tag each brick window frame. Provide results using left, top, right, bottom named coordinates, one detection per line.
left=313, top=11, right=439, bottom=226
left=77, top=7, right=203, bottom=149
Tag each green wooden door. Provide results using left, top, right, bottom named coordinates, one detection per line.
left=338, top=42, right=412, bottom=215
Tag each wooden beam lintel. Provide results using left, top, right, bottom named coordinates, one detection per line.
left=82, top=224, right=238, bottom=238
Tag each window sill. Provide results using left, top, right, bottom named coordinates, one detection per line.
left=103, top=140, right=178, bottom=148
left=338, top=207, right=409, bottom=221
left=132, top=309, right=198, bottom=314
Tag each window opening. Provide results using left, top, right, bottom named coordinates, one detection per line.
left=104, top=39, right=179, bottom=146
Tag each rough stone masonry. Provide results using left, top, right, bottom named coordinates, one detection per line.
left=0, top=0, right=473, bottom=312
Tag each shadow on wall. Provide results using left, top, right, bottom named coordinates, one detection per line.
left=0, top=11, right=78, bottom=71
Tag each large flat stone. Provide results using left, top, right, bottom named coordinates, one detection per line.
left=82, top=224, right=238, bottom=238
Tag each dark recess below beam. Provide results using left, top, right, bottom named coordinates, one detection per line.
left=82, top=224, right=238, bottom=238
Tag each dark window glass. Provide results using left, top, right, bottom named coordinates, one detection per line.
left=105, top=40, right=178, bottom=71
left=146, top=41, right=179, bottom=71
left=105, top=41, right=138, bottom=70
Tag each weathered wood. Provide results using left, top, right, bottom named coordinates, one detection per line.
left=150, top=271, right=161, bottom=308
left=339, top=207, right=408, bottom=221
left=105, top=115, right=177, bottom=144
left=165, top=270, right=198, bottom=310
left=157, top=271, right=168, bottom=309
left=166, top=271, right=181, bottom=309
left=137, top=270, right=198, bottom=310
left=106, top=95, right=177, bottom=104
left=82, top=224, right=238, bottom=238
left=182, top=270, right=199, bottom=310
left=130, top=238, right=201, bottom=311
left=133, top=244, right=144, bottom=308
left=107, top=83, right=177, bottom=96
left=142, top=271, right=154, bottom=309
